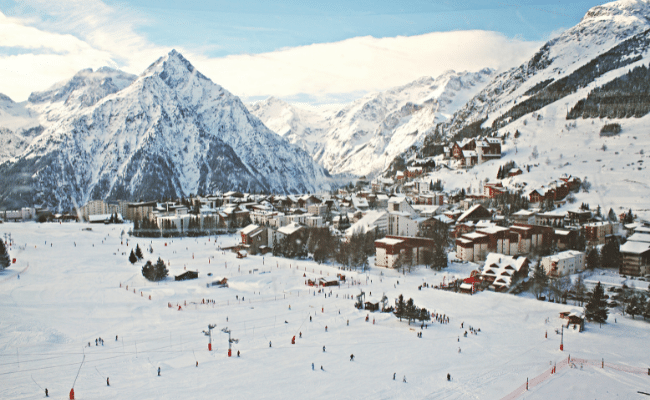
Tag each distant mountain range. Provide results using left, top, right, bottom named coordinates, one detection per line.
left=248, top=69, right=494, bottom=177
left=0, top=51, right=331, bottom=210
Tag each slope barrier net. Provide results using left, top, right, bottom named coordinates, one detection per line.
left=500, top=356, right=649, bottom=400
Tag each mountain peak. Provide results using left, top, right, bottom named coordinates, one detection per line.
left=142, top=49, right=210, bottom=88
left=582, top=0, right=650, bottom=22
left=0, top=93, right=14, bottom=103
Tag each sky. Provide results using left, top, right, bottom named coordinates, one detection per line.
left=0, top=0, right=608, bottom=105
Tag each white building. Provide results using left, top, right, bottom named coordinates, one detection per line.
left=541, top=250, right=585, bottom=277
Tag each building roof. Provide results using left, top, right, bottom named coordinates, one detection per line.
left=463, top=232, right=487, bottom=240
left=545, top=250, right=583, bottom=262
left=240, top=224, right=260, bottom=235
left=375, top=238, right=404, bottom=246
left=620, top=241, right=650, bottom=255
left=627, top=233, right=650, bottom=243
left=477, top=226, right=509, bottom=235
left=277, top=223, right=303, bottom=236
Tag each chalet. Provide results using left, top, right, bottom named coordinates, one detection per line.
left=511, top=209, right=535, bottom=225
left=175, top=271, right=199, bottom=281
left=541, top=250, right=585, bottom=277
left=483, top=182, right=507, bottom=198
left=507, top=168, right=523, bottom=177
left=560, top=309, right=584, bottom=331
left=567, top=209, right=592, bottom=225
left=620, top=233, right=650, bottom=277
left=374, top=236, right=437, bottom=269
left=387, top=197, right=420, bottom=237
left=239, top=224, right=268, bottom=254
left=476, top=138, right=502, bottom=163
left=364, top=301, right=380, bottom=311
left=405, top=166, right=424, bottom=178
left=481, top=253, right=529, bottom=292
left=456, top=204, right=491, bottom=224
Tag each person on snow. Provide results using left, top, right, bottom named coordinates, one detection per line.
left=447, top=373, right=451, bottom=381
left=107, top=377, right=110, bottom=386
left=45, top=388, right=48, bottom=397
left=325, top=326, right=328, bottom=332
left=322, top=346, right=326, bottom=352
left=393, top=373, right=396, bottom=380
left=299, top=332, right=302, bottom=338
left=320, top=365, right=324, bottom=371
left=310, top=316, right=312, bottom=322
left=95, top=339, right=98, bottom=346
left=403, top=376, right=407, bottom=383
left=269, top=341, right=272, bottom=348
left=350, top=354, right=354, bottom=361
left=312, top=363, right=314, bottom=370
left=458, top=347, right=461, bottom=354
left=158, top=367, right=161, bottom=376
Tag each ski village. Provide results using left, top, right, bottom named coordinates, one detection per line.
left=2, top=1, right=650, bottom=399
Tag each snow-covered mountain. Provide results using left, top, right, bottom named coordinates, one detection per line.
left=249, top=69, right=494, bottom=177
left=0, top=50, right=330, bottom=210
left=438, top=0, right=650, bottom=139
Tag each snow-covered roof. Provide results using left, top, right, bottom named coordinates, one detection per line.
left=478, top=226, right=509, bottom=234
left=512, top=209, right=534, bottom=217
left=627, top=233, right=650, bottom=243
left=484, top=253, right=528, bottom=274
left=346, top=211, right=387, bottom=237
left=457, top=204, right=482, bottom=223
left=277, top=223, right=303, bottom=236
left=463, top=232, right=486, bottom=240
left=240, top=224, right=260, bottom=235
left=375, top=238, right=404, bottom=246
left=554, top=229, right=571, bottom=236
left=620, top=241, right=650, bottom=255
left=545, top=250, right=583, bottom=262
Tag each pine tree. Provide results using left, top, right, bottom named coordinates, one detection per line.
left=585, top=282, right=608, bottom=324
left=405, top=298, right=417, bottom=325
left=135, top=244, right=143, bottom=260
left=607, top=208, right=618, bottom=222
left=532, top=262, right=548, bottom=299
left=643, top=297, right=650, bottom=321
left=585, top=247, right=600, bottom=270
left=0, top=239, right=10, bottom=270
left=394, top=295, right=406, bottom=321
left=625, top=295, right=643, bottom=319
left=142, top=257, right=169, bottom=282
left=129, top=249, right=138, bottom=264
left=496, top=166, right=503, bottom=180
left=601, top=241, right=621, bottom=270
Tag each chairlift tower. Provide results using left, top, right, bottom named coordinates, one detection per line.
left=221, top=327, right=238, bottom=357
left=202, top=324, right=216, bottom=351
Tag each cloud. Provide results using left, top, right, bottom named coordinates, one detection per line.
left=0, top=1, right=544, bottom=105
left=194, top=31, right=543, bottom=104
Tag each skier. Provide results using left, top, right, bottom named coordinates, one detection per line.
left=237, top=350, right=241, bottom=357
left=447, top=373, right=450, bottom=381
left=322, top=346, right=326, bottom=352
left=320, top=365, right=324, bottom=371
left=458, top=347, right=461, bottom=354
left=393, top=373, right=396, bottom=380
left=95, top=338, right=98, bottom=346
left=115, top=335, right=118, bottom=341
left=196, top=361, right=198, bottom=367
left=269, top=341, right=272, bottom=348
left=310, top=316, right=312, bottom=322
left=350, top=354, right=354, bottom=361
left=312, top=363, right=314, bottom=370
left=299, top=332, right=302, bottom=338
left=325, top=326, right=328, bottom=332
left=107, top=377, right=110, bottom=386
left=158, top=367, right=161, bottom=376
left=403, top=376, right=407, bottom=383
left=45, top=388, right=48, bottom=397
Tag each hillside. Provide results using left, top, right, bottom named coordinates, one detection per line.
left=249, top=69, right=495, bottom=178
